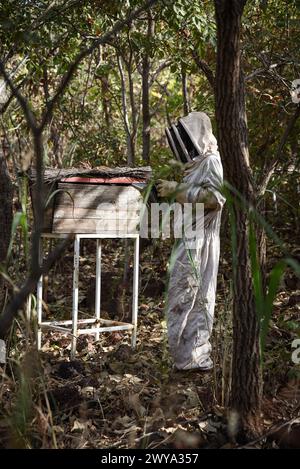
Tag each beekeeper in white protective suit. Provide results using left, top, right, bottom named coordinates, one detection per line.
left=157, top=111, right=225, bottom=371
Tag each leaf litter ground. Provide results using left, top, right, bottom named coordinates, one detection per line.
left=0, top=238, right=299, bottom=448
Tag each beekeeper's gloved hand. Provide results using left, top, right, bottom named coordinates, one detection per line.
left=157, top=179, right=189, bottom=204
left=156, top=180, right=177, bottom=198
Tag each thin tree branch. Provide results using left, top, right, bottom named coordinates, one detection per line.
left=149, top=59, right=172, bottom=87
left=245, top=61, right=294, bottom=82
left=192, top=49, right=215, bottom=89
left=257, top=104, right=300, bottom=197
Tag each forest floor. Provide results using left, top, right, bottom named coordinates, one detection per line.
left=0, top=236, right=299, bottom=449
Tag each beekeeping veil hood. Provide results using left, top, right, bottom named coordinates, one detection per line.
left=165, top=111, right=218, bottom=163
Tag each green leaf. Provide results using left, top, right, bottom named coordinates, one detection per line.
left=260, top=260, right=286, bottom=354
left=6, top=212, right=23, bottom=263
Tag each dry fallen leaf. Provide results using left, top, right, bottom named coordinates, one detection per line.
left=128, top=393, right=146, bottom=418
left=71, top=419, right=88, bottom=432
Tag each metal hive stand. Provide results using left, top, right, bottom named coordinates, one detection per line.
left=37, top=233, right=140, bottom=358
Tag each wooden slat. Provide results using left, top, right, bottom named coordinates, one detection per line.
left=53, top=207, right=140, bottom=220
left=57, top=183, right=143, bottom=198
left=52, top=217, right=140, bottom=234
left=55, top=183, right=143, bottom=209
left=55, top=198, right=142, bottom=211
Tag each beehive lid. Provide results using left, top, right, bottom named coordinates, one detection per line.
left=29, top=166, right=152, bottom=184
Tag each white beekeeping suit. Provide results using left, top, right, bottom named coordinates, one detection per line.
left=158, top=112, right=225, bottom=370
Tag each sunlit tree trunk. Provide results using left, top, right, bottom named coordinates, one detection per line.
left=126, top=50, right=138, bottom=162
left=117, top=54, right=135, bottom=165
left=100, top=74, right=111, bottom=129
left=214, top=0, right=262, bottom=438
left=142, top=52, right=150, bottom=163
left=142, top=12, right=154, bottom=163
left=181, top=62, right=189, bottom=115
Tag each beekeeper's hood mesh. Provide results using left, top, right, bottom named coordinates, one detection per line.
left=179, top=111, right=218, bottom=157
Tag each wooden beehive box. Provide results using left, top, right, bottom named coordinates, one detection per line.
left=29, top=167, right=151, bottom=235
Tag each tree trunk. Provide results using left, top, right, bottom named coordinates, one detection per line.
left=0, top=150, right=13, bottom=313
left=98, top=46, right=111, bottom=129
left=126, top=55, right=137, bottom=162
left=142, top=12, right=154, bottom=163
left=181, top=63, right=189, bottom=115
left=142, top=52, right=151, bottom=163
left=214, top=0, right=262, bottom=438
left=100, top=74, right=111, bottom=129
left=49, top=123, right=62, bottom=167
left=117, top=54, right=135, bottom=165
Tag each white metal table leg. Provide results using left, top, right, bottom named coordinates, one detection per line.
left=37, top=238, right=43, bottom=350
left=71, top=235, right=80, bottom=358
left=95, top=239, right=101, bottom=341
left=131, top=235, right=139, bottom=349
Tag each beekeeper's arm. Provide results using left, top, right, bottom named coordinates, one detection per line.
left=156, top=180, right=218, bottom=209
left=157, top=155, right=225, bottom=210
